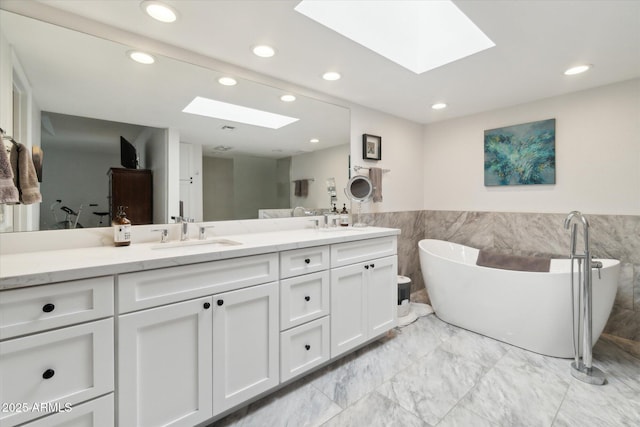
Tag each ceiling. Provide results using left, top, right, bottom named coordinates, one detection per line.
left=31, top=0, right=640, bottom=125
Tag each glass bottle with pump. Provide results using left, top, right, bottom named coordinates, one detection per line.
left=340, top=204, right=349, bottom=227
left=113, top=205, right=131, bottom=246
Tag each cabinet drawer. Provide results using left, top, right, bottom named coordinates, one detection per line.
left=0, top=319, right=114, bottom=427
left=280, top=246, right=329, bottom=279
left=280, top=271, right=329, bottom=330
left=0, top=277, right=114, bottom=340
left=330, top=236, right=397, bottom=268
left=280, top=316, right=330, bottom=382
left=118, top=253, right=278, bottom=313
left=21, top=394, right=114, bottom=427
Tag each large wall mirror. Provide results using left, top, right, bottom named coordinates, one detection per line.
left=0, top=9, right=350, bottom=233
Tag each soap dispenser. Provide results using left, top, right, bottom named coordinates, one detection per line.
left=340, top=204, right=349, bottom=227
left=113, top=205, right=131, bottom=246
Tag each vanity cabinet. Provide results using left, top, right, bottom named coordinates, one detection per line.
left=116, top=255, right=280, bottom=423
left=117, top=297, right=213, bottom=427
left=0, top=277, right=115, bottom=427
left=330, top=237, right=398, bottom=357
left=212, top=281, right=279, bottom=414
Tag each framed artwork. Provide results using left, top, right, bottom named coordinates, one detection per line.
left=484, top=118, right=556, bottom=186
left=362, top=134, right=382, bottom=160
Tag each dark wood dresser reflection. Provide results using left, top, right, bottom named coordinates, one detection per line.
left=108, top=168, right=152, bottom=225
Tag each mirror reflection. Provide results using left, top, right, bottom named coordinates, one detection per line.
left=0, top=9, right=350, bottom=232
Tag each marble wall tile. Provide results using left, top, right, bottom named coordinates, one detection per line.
left=589, top=215, right=640, bottom=264
left=634, top=264, right=640, bottom=312
left=424, top=211, right=494, bottom=249
left=492, top=212, right=568, bottom=257
left=616, top=263, right=635, bottom=310
left=602, top=304, right=640, bottom=342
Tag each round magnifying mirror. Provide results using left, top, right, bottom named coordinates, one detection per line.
left=345, top=175, right=373, bottom=202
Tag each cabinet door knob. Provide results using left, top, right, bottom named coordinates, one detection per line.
left=203, top=302, right=211, bottom=309
left=370, top=264, right=375, bottom=268
left=305, top=344, right=311, bottom=351
left=42, top=369, right=55, bottom=380
left=364, top=265, right=369, bottom=270
left=42, top=303, right=55, bottom=313
left=304, top=296, right=310, bottom=302
left=304, top=258, right=311, bottom=264
left=217, top=299, right=224, bottom=306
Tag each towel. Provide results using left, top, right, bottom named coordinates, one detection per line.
left=9, top=142, right=42, bottom=205
left=476, top=250, right=551, bottom=272
left=294, top=179, right=309, bottom=197
left=369, top=167, right=383, bottom=202
left=0, top=144, right=19, bottom=204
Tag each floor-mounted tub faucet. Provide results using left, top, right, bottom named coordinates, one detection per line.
left=564, top=210, right=606, bottom=385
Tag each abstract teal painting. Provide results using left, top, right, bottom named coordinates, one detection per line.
left=484, top=119, right=556, bottom=186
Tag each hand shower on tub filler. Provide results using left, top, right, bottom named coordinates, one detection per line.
left=564, top=211, right=606, bottom=385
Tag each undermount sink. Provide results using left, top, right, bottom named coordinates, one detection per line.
left=151, top=238, right=242, bottom=250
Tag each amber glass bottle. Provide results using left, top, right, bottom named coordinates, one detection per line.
left=113, top=206, right=131, bottom=246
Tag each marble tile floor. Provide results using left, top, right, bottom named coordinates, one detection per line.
left=211, top=315, right=640, bottom=427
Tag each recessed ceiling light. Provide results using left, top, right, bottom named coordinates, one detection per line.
left=431, top=103, right=447, bottom=110
left=218, top=77, right=237, bottom=86
left=183, top=96, right=299, bottom=129
left=141, top=1, right=178, bottom=23
left=128, top=50, right=155, bottom=64
left=322, top=71, right=341, bottom=81
left=253, top=45, right=276, bottom=58
left=295, top=0, right=495, bottom=74
left=564, top=64, right=592, bottom=76
left=310, top=138, right=320, bottom=143
left=280, top=94, right=296, bottom=102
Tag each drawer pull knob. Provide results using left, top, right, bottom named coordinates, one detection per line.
left=304, top=296, right=310, bottom=302
left=217, top=299, right=224, bottom=306
left=42, top=369, right=55, bottom=380
left=203, top=302, right=211, bottom=309
left=304, top=258, right=311, bottom=264
left=370, top=264, right=375, bottom=268
left=364, top=265, right=369, bottom=270
left=305, top=344, right=311, bottom=351
left=42, top=303, right=55, bottom=313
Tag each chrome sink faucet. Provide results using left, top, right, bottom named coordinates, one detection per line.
left=174, top=216, right=194, bottom=241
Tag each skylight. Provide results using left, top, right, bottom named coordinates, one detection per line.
left=294, top=0, right=495, bottom=74
left=182, top=97, right=299, bottom=129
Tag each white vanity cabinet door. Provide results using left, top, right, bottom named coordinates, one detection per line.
left=280, top=270, right=330, bottom=330
left=280, top=246, right=330, bottom=279
left=212, top=281, right=279, bottom=415
left=330, top=255, right=398, bottom=358
left=280, top=316, right=330, bottom=382
left=0, top=319, right=114, bottom=427
left=0, top=276, right=113, bottom=340
left=330, top=263, right=368, bottom=358
left=367, top=255, right=398, bottom=337
left=19, top=394, right=114, bottom=427
left=118, top=297, right=213, bottom=427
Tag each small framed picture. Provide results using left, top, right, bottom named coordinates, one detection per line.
left=362, top=134, right=382, bottom=160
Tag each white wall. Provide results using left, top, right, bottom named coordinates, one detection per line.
left=290, top=144, right=350, bottom=210
left=350, top=105, right=424, bottom=213
left=423, top=79, right=640, bottom=215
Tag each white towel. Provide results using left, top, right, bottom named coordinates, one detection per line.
left=0, top=143, right=19, bottom=204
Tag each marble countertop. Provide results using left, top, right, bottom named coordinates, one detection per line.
left=0, top=227, right=400, bottom=290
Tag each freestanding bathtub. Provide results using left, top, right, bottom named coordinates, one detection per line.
left=418, top=239, right=620, bottom=358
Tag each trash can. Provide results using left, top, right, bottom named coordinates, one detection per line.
left=397, top=275, right=411, bottom=317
